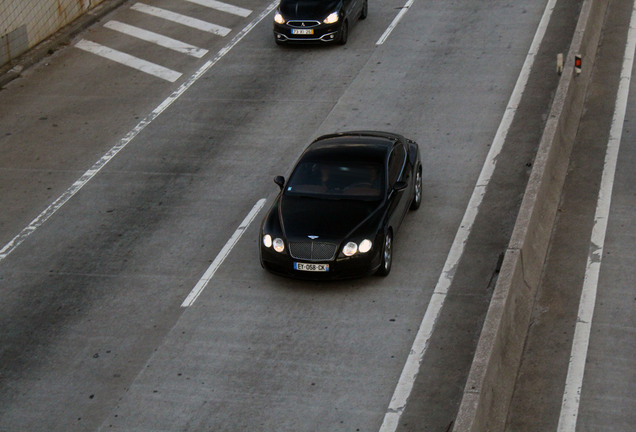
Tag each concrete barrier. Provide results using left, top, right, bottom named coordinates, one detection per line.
left=453, top=0, right=608, bottom=430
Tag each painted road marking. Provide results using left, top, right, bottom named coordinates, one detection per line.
left=378, top=0, right=558, bottom=430
left=185, top=0, right=252, bottom=17
left=131, top=2, right=231, bottom=37
left=0, top=0, right=279, bottom=264
left=557, top=4, right=636, bottom=431
left=376, top=0, right=414, bottom=45
left=75, top=39, right=183, bottom=82
left=104, top=20, right=209, bottom=58
left=181, top=199, right=266, bottom=308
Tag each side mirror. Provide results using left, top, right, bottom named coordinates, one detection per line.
left=393, top=181, right=408, bottom=192
left=274, top=176, right=285, bottom=190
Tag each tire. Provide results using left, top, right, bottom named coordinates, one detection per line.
left=360, top=0, right=368, bottom=19
left=376, top=230, right=393, bottom=276
left=410, top=168, right=422, bottom=210
left=339, top=21, right=349, bottom=45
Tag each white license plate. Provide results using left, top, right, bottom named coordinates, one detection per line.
left=291, top=29, right=314, bottom=35
left=294, top=262, right=329, bottom=272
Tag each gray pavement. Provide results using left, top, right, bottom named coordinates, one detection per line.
left=2, top=0, right=630, bottom=431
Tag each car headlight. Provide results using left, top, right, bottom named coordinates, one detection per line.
left=263, top=234, right=272, bottom=248
left=324, top=12, right=339, bottom=24
left=343, top=242, right=358, bottom=256
left=274, top=11, right=285, bottom=24
left=342, top=239, right=372, bottom=256
left=273, top=237, right=285, bottom=253
left=359, top=239, right=372, bottom=253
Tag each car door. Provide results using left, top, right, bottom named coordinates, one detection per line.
left=386, top=142, right=410, bottom=230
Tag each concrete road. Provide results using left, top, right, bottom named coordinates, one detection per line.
left=0, top=0, right=598, bottom=431
left=507, top=0, right=636, bottom=431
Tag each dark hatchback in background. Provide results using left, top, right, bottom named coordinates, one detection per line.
left=273, top=0, right=368, bottom=45
left=259, top=131, right=422, bottom=279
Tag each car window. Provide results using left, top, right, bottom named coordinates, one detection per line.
left=388, top=143, right=406, bottom=187
left=285, top=161, right=384, bottom=199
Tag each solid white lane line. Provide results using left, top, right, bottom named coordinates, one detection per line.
left=75, top=39, right=183, bottom=82
left=131, top=2, right=231, bottom=37
left=376, top=0, right=415, bottom=45
left=0, top=0, right=279, bottom=264
left=378, top=1, right=557, bottom=431
left=104, top=20, right=209, bottom=58
left=181, top=199, right=266, bottom=308
left=557, top=5, right=636, bottom=431
left=184, top=0, right=252, bottom=17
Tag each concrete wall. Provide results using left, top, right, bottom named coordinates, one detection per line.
left=0, top=0, right=106, bottom=68
left=453, top=0, right=608, bottom=430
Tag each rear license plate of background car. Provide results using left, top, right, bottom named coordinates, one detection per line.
left=291, top=29, right=313, bottom=35
left=294, top=262, right=329, bottom=272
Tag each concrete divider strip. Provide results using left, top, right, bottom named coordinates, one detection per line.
left=452, top=0, right=608, bottom=430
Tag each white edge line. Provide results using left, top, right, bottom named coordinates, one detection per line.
left=556, top=5, right=636, bottom=431
left=378, top=1, right=557, bottom=430
left=181, top=198, right=266, bottom=308
left=376, top=0, right=415, bottom=46
left=0, top=0, right=280, bottom=264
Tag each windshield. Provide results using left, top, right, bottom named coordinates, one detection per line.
left=285, top=161, right=384, bottom=199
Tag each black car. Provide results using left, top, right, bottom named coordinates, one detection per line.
left=273, top=0, right=368, bottom=45
left=259, top=131, right=422, bottom=279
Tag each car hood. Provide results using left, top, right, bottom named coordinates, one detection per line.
left=279, top=0, right=341, bottom=19
left=279, top=195, right=380, bottom=240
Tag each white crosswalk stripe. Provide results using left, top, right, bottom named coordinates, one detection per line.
left=131, top=2, right=231, bottom=36
left=104, top=20, right=209, bottom=58
left=76, top=39, right=183, bottom=82
left=75, top=0, right=252, bottom=81
left=184, top=0, right=252, bottom=17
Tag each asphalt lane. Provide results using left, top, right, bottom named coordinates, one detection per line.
left=0, top=0, right=585, bottom=431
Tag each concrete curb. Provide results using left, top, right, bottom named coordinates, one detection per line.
left=453, top=0, right=608, bottom=431
left=0, top=0, right=128, bottom=89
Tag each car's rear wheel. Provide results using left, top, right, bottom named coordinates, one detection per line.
left=410, top=167, right=422, bottom=210
left=376, top=230, right=393, bottom=276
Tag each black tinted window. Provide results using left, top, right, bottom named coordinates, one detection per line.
left=388, top=144, right=406, bottom=186
left=286, top=161, right=384, bottom=199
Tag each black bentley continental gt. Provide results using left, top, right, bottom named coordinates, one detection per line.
left=259, top=131, right=422, bottom=279
left=273, top=0, right=368, bottom=45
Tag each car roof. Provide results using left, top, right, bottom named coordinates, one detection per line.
left=302, top=131, right=400, bottom=164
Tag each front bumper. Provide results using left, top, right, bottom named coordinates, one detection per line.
left=273, top=22, right=341, bottom=43
left=260, top=244, right=382, bottom=279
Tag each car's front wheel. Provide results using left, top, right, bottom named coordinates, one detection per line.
left=360, top=0, right=368, bottom=19
left=339, top=20, right=349, bottom=45
left=410, top=167, right=422, bottom=210
left=376, top=230, right=393, bottom=276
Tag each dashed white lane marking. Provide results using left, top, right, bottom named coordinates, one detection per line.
left=0, top=0, right=279, bottom=264
left=378, top=0, right=558, bottom=430
left=185, top=0, right=252, bottom=17
left=131, top=2, right=231, bottom=37
left=376, top=0, right=415, bottom=45
left=75, top=39, right=183, bottom=82
left=181, top=198, right=266, bottom=308
left=557, top=4, right=636, bottom=431
left=104, top=20, right=209, bottom=58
